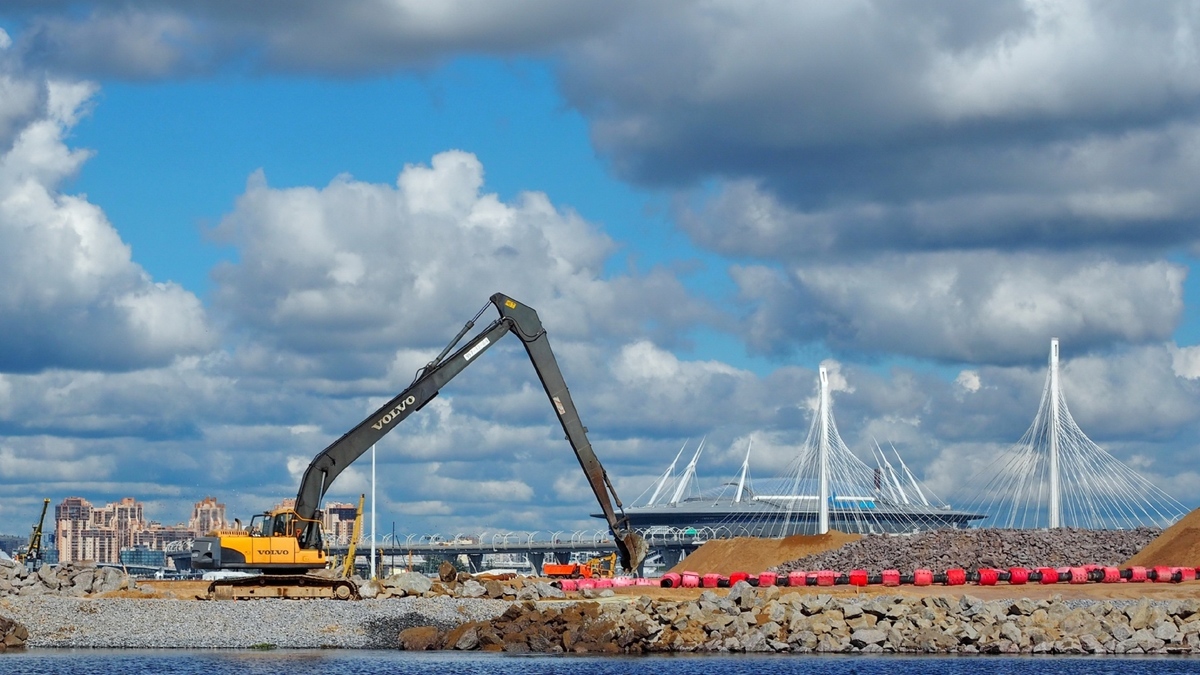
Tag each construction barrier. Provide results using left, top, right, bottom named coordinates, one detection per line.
left=646, top=561, right=1197, bottom=590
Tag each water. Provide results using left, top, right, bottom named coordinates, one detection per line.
left=0, top=651, right=1198, bottom=675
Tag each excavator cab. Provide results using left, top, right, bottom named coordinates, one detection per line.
left=192, top=508, right=326, bottom=573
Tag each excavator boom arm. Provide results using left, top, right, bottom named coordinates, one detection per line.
left=293, top=316, right=514, bottom=545
left=491, top=295, right=646, bottom=572
left=291, top=293, right=645, bottom=571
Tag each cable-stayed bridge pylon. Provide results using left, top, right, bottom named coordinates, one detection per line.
left=961, top=339, right=1186, bottom=530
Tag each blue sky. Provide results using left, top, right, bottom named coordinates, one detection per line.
left=1, top=2, right=1199, bottom=538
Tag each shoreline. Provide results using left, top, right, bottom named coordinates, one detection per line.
left=6, top=582, right=1200, bottom=655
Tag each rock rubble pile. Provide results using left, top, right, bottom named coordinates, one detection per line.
left=410, top=583, right=1200, bottom=655
left=774, top=528, right=1160, bottom=574
left=360, top=565, right=569, bottom=602
left=0, top=615, right=27, bottom=652
left=0, top=557, right=138, bottom=598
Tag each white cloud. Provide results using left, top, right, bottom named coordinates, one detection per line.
left=925, top=1, right=1200, bottom=122
left=1170, top=344, right=1200, bottom=379
left=0, top=72, right=214, bottom=373
left=8, top=2, right=625, bottom=77
left=955, top=370, right=981, bottom=393
left=734, top=252, right=1185, bottom=364
left=0, top=437, right=112, bottom=481
left=211, top=150, right=708, bottom=382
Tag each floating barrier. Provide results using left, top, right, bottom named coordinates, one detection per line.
left=649, top=564, right=1200, bottom=589
left=567, top=561, right=1200, bottom=590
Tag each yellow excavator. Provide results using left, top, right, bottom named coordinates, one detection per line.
left=192, top=293, right=647, bottom=599
left=542, top=553, right=618, bottom=579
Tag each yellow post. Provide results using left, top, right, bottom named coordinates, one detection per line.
left=342, top=494, right=365, bottom=578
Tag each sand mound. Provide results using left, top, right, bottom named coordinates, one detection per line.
left=668, top=531, right=861, bottom=575
left=1125, top=507, right=1200, bottom=567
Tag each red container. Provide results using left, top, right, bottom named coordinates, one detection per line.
left=944, top=568, right=966, bottom=586
left=913, top=569, right=933, bottom=586
left=1101, top=567, right=1121, bottom=583
left=816, top=570, right=836, bottom=587
left=1008, top=567, right=1029, bottom=585
left=881, top=569, right=900, bottom=587
left=758, top=571, right=778, bottom=587
left=702, top=573, right=722, bottom=588
left=660, top=573, right=681, bottom=588
left=848, top=570, right=868, bottom=587
left=1068, top=567, right=1088, bottom=584
left=788, top=571, right=807, bottom=587
left=977, top=568, right=999, bottom=586
left=1129, top=566, right=1148, bottom=583
left=1037, top=567, right=1058, bottom=584
left=729, top=571, right=750, bottom=586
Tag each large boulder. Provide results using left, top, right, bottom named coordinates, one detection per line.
left=0, top=616, right=29, bottom=652
left=398, top=626, right=442, bottom=650
left=384, top=571, right=433, bottom=596
left=92, top=567, right=124, bottom=594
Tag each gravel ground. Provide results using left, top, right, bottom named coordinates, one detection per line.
left=0, top=595, right=511, bottom=649
left=774, top=528, right=1162, bottom=574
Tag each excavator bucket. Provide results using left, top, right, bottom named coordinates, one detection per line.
left=619, top=531, right=649, bottom=573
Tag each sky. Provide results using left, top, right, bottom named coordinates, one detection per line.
left=1, top=1, right=1200, bottom=539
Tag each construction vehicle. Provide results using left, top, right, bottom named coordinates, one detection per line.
left=192, top=293, right=647, bottom=599
left=542, top=553, right=618, bottom=579
left=586, top=552, right=618, bottom=578
left=16, top=498, right=50, bottom=567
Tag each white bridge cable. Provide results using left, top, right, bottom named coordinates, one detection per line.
left=637, top=440, right=689, bottom=507
left=960, top=339, right=1186, bottom=530
left=669, top=437, right=706, bottom=505
left=699, top=368, right=967, bottom=538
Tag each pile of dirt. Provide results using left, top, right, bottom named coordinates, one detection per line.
left=668, top=531, right=860, bottom=575
left=1125, top=508, right=1200, bottom=567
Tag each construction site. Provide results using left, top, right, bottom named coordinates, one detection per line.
left=4, top=331, right=1200, bottom=655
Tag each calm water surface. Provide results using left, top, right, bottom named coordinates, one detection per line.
left=1, top=651, right=1198, bottom=675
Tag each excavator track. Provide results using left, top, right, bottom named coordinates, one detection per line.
left=207, top=574, right=358, bottom=600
